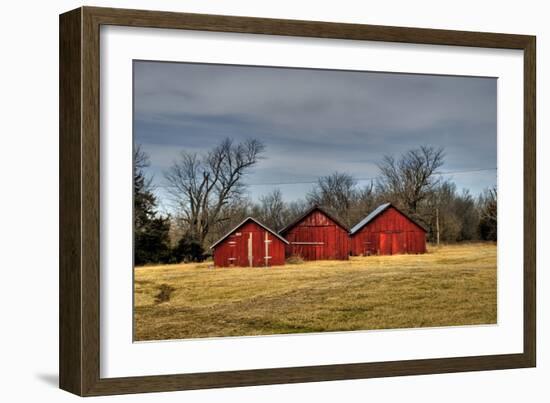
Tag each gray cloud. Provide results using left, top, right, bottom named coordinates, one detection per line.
left=134, top=60, right=496, bottom=204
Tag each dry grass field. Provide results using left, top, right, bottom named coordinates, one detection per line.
left=134, top=243, right=496, bottom=341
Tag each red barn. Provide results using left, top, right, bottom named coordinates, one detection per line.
left=210, top=217, right=289, bottom=267
left=279, top=205, right=349, bottom=261
left=350, top=203, right=427, bottom=256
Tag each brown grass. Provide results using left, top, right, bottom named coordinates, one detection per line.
left=134, top=242, right=496, bottom=341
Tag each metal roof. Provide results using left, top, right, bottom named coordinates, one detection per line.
left=209, top=217, right=289, bottom=250
left=349, top=203, right=391, bottom=235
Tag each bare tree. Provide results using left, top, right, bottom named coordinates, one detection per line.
left=285, top=199, right=309, bottom=223
left=164, top=138, right=265, bottom=246
left=307, top=172, right=357, bottom=226
left=134, top=144, right=150, bottom=171
left=377, top=146, right=445, bottom=214
left=350, top=182, right=377, bottom=225
left=253, top=188, right=287, bottom=231
left=454, top=189, right=479, bottom=241
left=478, top=186, right=497, bottom=241
left=207, top=198, right=253, bottom=244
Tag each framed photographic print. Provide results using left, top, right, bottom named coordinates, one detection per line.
left=59, top=6, right=536, bottom=396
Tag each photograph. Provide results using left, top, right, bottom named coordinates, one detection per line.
left=132, top=60, right=498, bottom=342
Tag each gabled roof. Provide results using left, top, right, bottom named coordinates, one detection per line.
left=209, top=217, right=289, bottom=249
left=279, top=204, right=349, bottom=235
left=349, top=203, right=427, bottom=235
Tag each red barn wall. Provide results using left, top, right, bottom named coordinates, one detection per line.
left=350, top=207, right=426, bottom=256
left=283, top=210, right=349, bottom=260
left=213, top=221, right=286, bottom=267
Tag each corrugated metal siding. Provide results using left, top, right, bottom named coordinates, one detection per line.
left=284, top=210, right=349, bottom=260
left=213, top=221, right=287, bottom=267
left=350, top=207, right=426, bottom=256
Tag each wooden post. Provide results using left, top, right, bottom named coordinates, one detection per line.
left=264, top=231, right=269, bottom=267
left=248, top=232, right=253, bottom=267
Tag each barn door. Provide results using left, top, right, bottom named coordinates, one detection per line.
left=363, top=242, right=370, bottom=256
left=380, top=232, right=392, bottom=255
left=391, top=232, right=403, bottom=255
left=365, top=235, right=375, bottom=256
left=228, top=233, right=239, bottom=266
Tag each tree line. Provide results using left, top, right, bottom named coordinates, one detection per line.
left=134, top=139, right=497, bottom=265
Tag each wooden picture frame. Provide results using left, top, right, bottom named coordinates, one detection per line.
left=59, top=6, right=536, bottom=396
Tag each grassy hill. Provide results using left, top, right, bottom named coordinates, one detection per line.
left=134, top=243, right=496, bottom=341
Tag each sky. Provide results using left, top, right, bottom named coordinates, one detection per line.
left=133, top=60, right=497, bottom=213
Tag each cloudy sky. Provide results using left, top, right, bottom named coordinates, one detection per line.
left=134, top=60, right=497, bottom=211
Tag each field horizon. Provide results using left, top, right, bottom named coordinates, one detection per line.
left=134, top=242, right=497, bottom=341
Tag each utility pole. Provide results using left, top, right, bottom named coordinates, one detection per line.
left=436, top=207, right=440, bottom=246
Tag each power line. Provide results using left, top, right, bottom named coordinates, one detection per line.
left=245, top=167, right=497, bottom=187
left=152, top=167, right=496, bottom=189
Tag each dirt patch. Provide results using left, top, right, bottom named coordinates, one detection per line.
left=154, top=284, right=176, bottom=304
